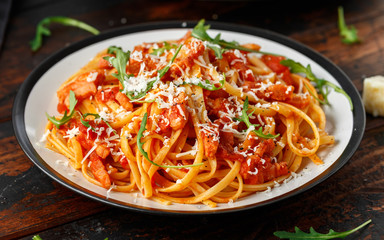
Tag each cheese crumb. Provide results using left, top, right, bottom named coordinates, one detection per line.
left=363, top=75, right=384, bottom=117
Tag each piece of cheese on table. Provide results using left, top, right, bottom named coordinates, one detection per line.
left=363, top=75, right=384, bottom=117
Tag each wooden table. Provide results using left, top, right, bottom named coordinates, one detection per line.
left=1, top=0, right=383, bottom=239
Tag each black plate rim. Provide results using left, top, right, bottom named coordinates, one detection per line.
left=12, top=20, right=365, bottom=216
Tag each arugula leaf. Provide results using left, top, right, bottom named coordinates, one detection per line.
left=30, top=16, right=99, bottom=51
left=191, top=19, right=276, bottom=59
left=274, top=219, right=371, bottom=239
left=105, top=44, right=182, bottom=101
left=157, top=44, right=183, bottom=79
left=80, top=113, right=117, bottom=134
left=197, top=79, right=225, bottom=91
left=338, top=6, right=360, bottom=44
left=80, top=114, right=94, bottom=131
left=280, top=59, right=353, bottom=110
left=137, top=113, right=203, bottom=169
left=183, top=76, right=225, bottom=91
left=237, top=97, right=279, bottom=139
left=46, top=90, right=77, bottom=128
left=151, top=41, right=178, bottom=56
left=104, top=46, right=133, bottom=88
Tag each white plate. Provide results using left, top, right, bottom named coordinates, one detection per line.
left=13, top=21, right=365, bottom=214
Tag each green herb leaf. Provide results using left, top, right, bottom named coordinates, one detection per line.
left=157, top=44, right=183, bottom=79
left=32, top=235, right=43, bottom=240
left=237, top=97, right=279, bottom=139
left=137, top=113, right=203, bottom=169
left=191, top=19, right=276, bottom=59
left=105, top=44, right=183, bottom=101
left=30, top=16, right=99, bottom=51
left=104, top=46, right=132, bottom=88
left=46, top=90, right=77, bottom=128
left=280, top=59, right=353, bottom=110
left=274, top=219, right=371, bottom=239
left=197, top=79, right=225, bottom=91
left=80, top=115, right=94, bottom=131
left=338, top=6, right=360, bottom=44
left=81, top=113, right=117, bottom=134
left=128, top=44, right=183, bottom=100
left=151, top=41, right=178, bottom=56
left=182, top=76, right=225, bottom=91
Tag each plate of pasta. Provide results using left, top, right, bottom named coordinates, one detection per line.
left=13, top=20, right=365, bottom=214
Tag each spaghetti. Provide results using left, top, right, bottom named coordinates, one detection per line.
left=44, top=21, right=337, bottom=207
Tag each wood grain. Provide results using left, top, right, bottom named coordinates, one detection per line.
left=0, top=0, right=382, bottom=239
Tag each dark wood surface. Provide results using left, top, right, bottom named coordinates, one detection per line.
left=1, top=0, right=383, bottom=239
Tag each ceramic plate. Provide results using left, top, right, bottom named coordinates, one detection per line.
left=13, top=21, right=365, bottom=215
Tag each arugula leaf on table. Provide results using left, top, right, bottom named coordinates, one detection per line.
left=46, top=90, right=77, bottom=128
left=137, top=112, right=203, bottom=169
left=30, top=16, right=99, bottom=51
left=191, top=19, right=276, bottom=59
left=280, top=59, right=353, bottom=110
left=236, top=97, right=279, bottom=139
left=274, top=219, right=372, bottom=239
left=338, top=6, right=360, bottom=44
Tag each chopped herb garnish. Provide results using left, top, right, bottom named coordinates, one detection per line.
left=80, top=114, right=94, bottom=131
left=103, top=46, right=133, bottom=92
left=182, top=76, right=225, bottom=91
left=191, top=19, right=276, bottom=59
left=137, top=112, right=203, bottom=169
left=197, top=78, right=225, bottom=91
left=105, top=44, right=183, bottom=100
left=274, top=219, right=371, bottom=239
left=81, top=113, right=117, bottom=134
left=151, top=41, right=178, bottom=56
left=236, top=97, right=279, bottom=139
left=280, top=59, right=353, bottom=110
left=30, top=16, right=99, bottom=51
left=338, top=6, right=360, bottom=44
left=156, top=44, right=183, bottom=79
left=46, top=90, right=77, bottom=128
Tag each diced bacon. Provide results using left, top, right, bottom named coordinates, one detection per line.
left=96, top=87, right=119, bottom=102
left=261, top=55, right=293, bottom=85
left=169, top=37, right=205, bottom=78
left=266, top=84, right=293, bottom=101
left=203, top=88, right=229, bottom=99
left=57, top=70, right=105, bottom=113
left=223, top=51, right=257, bottom=82
left=95, top=87, right=133, bottom=111
left=89, top=151, right=111, bottom=188
left=115, top=91, right=133, bottom=111
left=241, top=43, right=261, bottom=51
left=261, top=55, right=288, bottom=74
left=157, top=92, right=189, bottom=132
left=239, top=139, right=288, bottom=184
left=98, top=54, right=114, bottom=69
left=200, top=121, right=219, bottom=159
left=127, top=45, right=159, bottom=76
left=286, top=93, right=311, bottom=109
left=243, top=81, right=294, bottom=102
left=96, top=144, right=110, bottom=159
left=205, top=96, right=235, bottom=121
left=119, top=156, right=130, bottom=170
